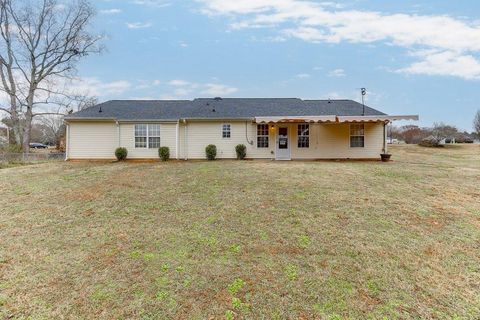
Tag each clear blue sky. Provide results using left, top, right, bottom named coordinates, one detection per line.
left=77, top=0, right=480, bottom=131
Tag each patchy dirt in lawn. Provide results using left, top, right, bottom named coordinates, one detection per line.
left=0, top=144, right=479, bottom=319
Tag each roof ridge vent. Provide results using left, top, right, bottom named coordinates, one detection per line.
left=214, top=97, right=222, bottom=101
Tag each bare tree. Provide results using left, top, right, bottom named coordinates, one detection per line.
left=432, top=122, right=458, bottom=141
left=0, top=0, right=102, bottom=152
left=0, top=1, right=22, bottom=145
left=474, top=110, right=480, bottom=136
left=68, top=95, right=98, bottom=112
left=37, top=114, right=64, bottom=147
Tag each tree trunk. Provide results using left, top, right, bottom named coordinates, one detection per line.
left=22, top=90, right=35, bottom=152
left=22, top=111, right=32, bottom=152
left=10, top=106, right=22, bottom=146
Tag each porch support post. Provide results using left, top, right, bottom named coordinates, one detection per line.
left=184, top=119, right=188, bottom=160
left=383, top=122, right=388, bottom=154
left=65, top=123, right=70, bottom=161
left=175, top=120, right=179, bottom=160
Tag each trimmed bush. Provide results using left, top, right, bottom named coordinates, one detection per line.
left=235, top=144, right=247, bottom=160
left=205, top=144, right=217, bottom=160
left=115, top=147, right=128, bottom=161
left=158, top=146, right=170, bottom=161
left=419, top=136, right=443, bottom=148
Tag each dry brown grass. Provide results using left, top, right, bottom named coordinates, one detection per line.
left=0, top=144, right=479, bottom=319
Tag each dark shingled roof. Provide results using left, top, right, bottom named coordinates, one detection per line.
left=65, top=98, right=386, bottom=121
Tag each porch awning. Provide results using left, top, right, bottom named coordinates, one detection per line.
left=255, top=115, right=418, bottom=123
left=337, top=115, right=419, bottom=123
left=255, top=115, right=337, bottom=123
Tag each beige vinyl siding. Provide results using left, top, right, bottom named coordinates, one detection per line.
left=119, top=123, right=177, bottom=159
left=67, top=120, right=384, bottom=160
left=68, top=122, right=117, bottom=159
left=288, top=122, right=384, bottom=159
left=181, top=121, right=273, bottom=159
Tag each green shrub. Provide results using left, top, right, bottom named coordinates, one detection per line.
left=158, top=146, right=170, bottom=161
left=205, top=144, right=217, bottom=160
left=115, top=147, right=128, bottom=161
left=235, top=144, right=246, bottom=160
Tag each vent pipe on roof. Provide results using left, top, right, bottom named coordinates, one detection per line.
left=207, top=102, right=215, bottom=112
left=214, top=97, right=222, bottom=101
left=99, top=106, right=102, bottom=113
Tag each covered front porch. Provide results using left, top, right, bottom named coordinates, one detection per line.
left=254, top=115, right=418, bottom=160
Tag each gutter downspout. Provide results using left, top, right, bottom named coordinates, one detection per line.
left=116, top=121, right=120, bottom=148
left=383, top=121, right=388, bottom=154
left=65, top=123, right=70, bottom=161
left=184, top=119, right=188, bottom=160
left=175, top=120, right=179, bottom=160
left=245, top=121, right=254, bottom=145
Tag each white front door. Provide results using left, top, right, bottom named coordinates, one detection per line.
left=276, top=126, right=291, bottom=160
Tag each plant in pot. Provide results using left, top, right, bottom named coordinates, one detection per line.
left=380, top=153, right=391, bottom=162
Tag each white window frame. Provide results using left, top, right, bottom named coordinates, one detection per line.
left=257, top=124, right=269, bottom=148
left=135, top=124, right=161, bottom=149
left=350, top=123, right=365, bottom=148
left=297, top=124, right=310, bottom=148
left=134, top=124, right=147, bottom=148
left=222, top=123, right=231, bottom=139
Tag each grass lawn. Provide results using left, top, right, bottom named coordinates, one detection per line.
left=1, top=145, right=479, bottom=319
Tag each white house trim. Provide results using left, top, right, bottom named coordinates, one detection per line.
left=255, top=115, right=336, bottom=123
left=337, top=115, right=419, bottom=123
left=175, top=120, right=179, bottom=160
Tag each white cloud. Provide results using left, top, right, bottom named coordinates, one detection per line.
left=100, top=8, right=122, bottom=14
left=321, top=91, right=342, bottom=99
left=249, top=35, right=287, bottom=43
left=126, top=22, right=152, bottom=29
left=201, top=83, right=238, bottom=96
left=168, top=80, right=191, bottom=86
left=159, top=80, right=239, bottom=98
left=135, top=79, right=163, bottom=89
left=295, top=73, right=310, bottom=79
left=70, top=78, right=132, bottom=97
left=328, top=68, right=346, bottom=77
left=199, top=0, right=480, bottom=80
left=175, top=88, right=195, bottom=97
left=129, top=96, right=155, bottom=100
left=133, top=0, right=170, bottom=8
left=398, top=50, right=480, bottom=80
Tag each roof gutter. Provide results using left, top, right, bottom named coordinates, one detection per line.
left=117, top=119, right=179, bottom=123
left=64, top=117, right=117, bottom=122
left=181, top=117, right=255, bottom=122
left=64, top=117, right=256, bottom=123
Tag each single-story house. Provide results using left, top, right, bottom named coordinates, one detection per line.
left=64, top=98, right=418, bottom=160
